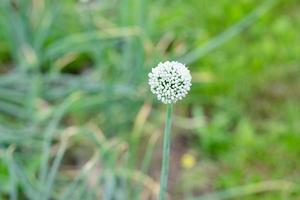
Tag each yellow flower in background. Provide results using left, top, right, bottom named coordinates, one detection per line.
left=181, top=153, right=196, bottom=169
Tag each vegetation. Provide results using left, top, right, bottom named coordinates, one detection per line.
left=0, top=0, right=299, bottom=199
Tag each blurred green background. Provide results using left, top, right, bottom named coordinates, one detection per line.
left=0, top=0, right=299, bottom=199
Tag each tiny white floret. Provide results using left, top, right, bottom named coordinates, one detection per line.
left=148, top=61, right=192, bottom=104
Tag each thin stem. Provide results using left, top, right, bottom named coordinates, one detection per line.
left=158, top=104, right=173, bottom=200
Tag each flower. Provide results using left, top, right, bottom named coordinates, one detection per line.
left=148, top=61, right=192, bottom=104
left=181, top=153, right=196, bottom=169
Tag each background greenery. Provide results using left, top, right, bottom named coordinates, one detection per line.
left=0, top=0, right=299, bottom=199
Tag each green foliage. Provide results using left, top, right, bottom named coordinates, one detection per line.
left=0, top=0, right=299, bottom=199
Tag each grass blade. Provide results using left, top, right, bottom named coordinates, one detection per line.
left=190, top=180, right=295, bottom=200
left=44, top=28, right=139, bottom=61
left=59, top=152, right=99, bottom=200
left=39, top=92, right=81, bottom=185
left=42, top=128, right=76, bottom=200
left=180, top=0, right=279, bottom=64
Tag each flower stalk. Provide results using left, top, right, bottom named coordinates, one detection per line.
left=148, top=61, right=191, bottom=200
left=158, top=104, right=173, bottom=200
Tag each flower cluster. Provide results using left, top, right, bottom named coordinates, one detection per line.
left=148, top=61, right=192, bottom=104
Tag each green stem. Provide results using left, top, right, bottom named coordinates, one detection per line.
left=158, top=104, right=173, bottom=200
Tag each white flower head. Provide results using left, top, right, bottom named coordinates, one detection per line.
left=148, top=61, right=192, bottom=104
